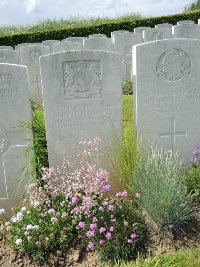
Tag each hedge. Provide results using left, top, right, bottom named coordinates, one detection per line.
left=0, top=10, right=200, bottom=46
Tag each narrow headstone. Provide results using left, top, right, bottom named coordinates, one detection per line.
left=143, top=28, right=173, bottom=42
left=111, top=30, right=129, bottom=38
left=121, top=54, right=132, bottom=80
left=0, top=50, right=18, bottom=64
left=83, top=37, right=113, bottom=51
left=177, top=20, right=194, bottom=25
left=134, top=27, right=150, bottom=34
left=19, top=45, right=50, bottom=105
left=52, top=41, right=83, bottom=53
left=155, top=23, right=173, bottom=30
left=133, top=39, right=200, bottom=162
left=173, top=24, right=200, bottom=39
left=40, top=51, right=122, bottom=167
left=0, top=63, right=32, bottom=217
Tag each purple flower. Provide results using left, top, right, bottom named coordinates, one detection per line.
left=119, top=205, right=122, bottom=209
left=127, top=239, right=132, bottom=244
left=108, top=204, right=114, bottom=211
left=101, top=184, right=111, bottom=192
left=90, top=223, right=97, bottom=230
left=71, top=196, right=78, bottom=205
left=115, top=192, right=121, bottom=197
left=121, top=191, right=127, bottom=197
left=78, top=221, right=86, bottom=229
left=84, top=197, right=93, bottom=206
left=98, top=174, right=106, bottom=180
left=111, top=218, right=116, bottom=222
left=105, top=232, right=112, bottom=240
left=92, top=217, right=97, bottom=223
left=132, top=223, right=137, bottom=227
left=135, top=192, right=141, bottom=198
left=87, top=230, right=95, bottom=237
left=71, top=207, right=79, bottom=214
left=87, top=242, right=94, bottom=249
left=124, top=221, right=128, bottom=226
left=99, top=239, right=105, bottom=245
left=99, top=206, right=104, bottom=211
left=131, top=233, right=137, bottom=239
left=99, top=227, right=106, bottom=234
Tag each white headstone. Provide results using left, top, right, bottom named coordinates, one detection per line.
left=83, top=37, right=113, bottom=51
left=62, top=37, right=86, bottom=43
left=0, top=46, right=13, bottom=50
left=0, top=64, right=32, bottom=217
left=173, top=24, right=200, bottom=39
left=133, top=39, right=200, bottom=163
left=111, top=30, right=129, bottom=38
left=89, top=34, right=107, bottom=38
left=121, top=54, right=132, bottom=80
left=155, top=23, right=173, bottom=30
left=42, top=40, right=60, bottom=52
left=0, top=50, right=18, bottom=64
left=19, top=45, right=50, bottom=105
left=52, top=41, right=83, bottom=53
left=113, top=32, right=143, bottom=55
left=177, top=20, right=194, bottom=25
left=15, top=43, right=41, bottom=50
left=40, top=51, right=122, bottom=167
left=134, top=27, right=150, bottom=34
left=143, top=28, right=173, bottom=43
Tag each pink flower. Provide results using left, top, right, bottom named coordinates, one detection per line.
left=99, top=239, right=105, bottom=245
left=71, top=207, right=79, bottom=214
left=105, top=232, right=112, bottom=240
left=131, top=233, right=137, bottom=239
left=132, top=223, right=137, bottom=227
left=101, top=184, right=111, bottom=192
left=92, top=217, right=97, bottom=223
left=99, top=206, right=104, bottom=211
left=90, top=223, right=97, bottom=230
left=98, top=174, right=106, bottom=180
left=78, top=221, right=86, bottom=229
left=127, top=239, right=132, bottom=244
left=71, top=196, right=78, bottom=205
left=111, top=218, right=116, bottom=222
left=108, top=204, right=114, bottom=211
left=135, top=192, right=141, bottom=198
left=87, top=230, right=95, bottom=237
left=110, top=226, right=114, bottom=232
left=119, top=205, right=122, bottom=209
left=124, top=221, right=128, bottom=226
left=99, top=227, right=106, bottom=234
left=87, top=242, right=94, bottom=249
left=115, top=192, right=121, bottom=197
left=121, top=191, right=127, bottom=197
left=103, top=201, right=108, bottom=206
left=84, top=197, right=93, bottom=206
left=110, top=215, right=114, bottom=219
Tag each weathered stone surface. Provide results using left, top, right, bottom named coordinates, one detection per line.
left=173, top=24, right=200, bottom=39
left=134, top=27, right=150, bottom=33
left=62, top=37, right=86, bottom=43
left=0, top=50, right=18, bottom=64
left=155, top=23, right=173, bottom=29
left=42, top=40, right=60, bottom=52
left=19, top=45, right=50, bottom=105
left=0, top=64, right=32, bottom=217
left=0, top=46, right=13, bottom=50
left=83, top=37, right=113, bottom=51
left=133, top=39, right=200, bottom=163
left=111, top=30, right=129, bottom=38
left=52, top=41, right=83, bottom=53
left=40, top=51, right=122, bottom=167
left=143, top=28, right=173, bottom=43
left=89, top=34, right=107, bottom=38
left=121, top=53, right=132, bottom=80
left=177, top=20, right=194, bottom=25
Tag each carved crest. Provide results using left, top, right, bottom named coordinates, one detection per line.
left=157, top=48, right=191, bottom=82
left=29, top=49, right=42, bottom=62
left=63, top=60, right=102, bottom=100
left=152, top=31, right=163, bottom=41
left=0, top=128, right=9, bottom=155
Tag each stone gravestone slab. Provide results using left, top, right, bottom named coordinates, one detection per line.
left=0, top=64, right=32, bottom=217
left=133, top=39, right=200, bottom=163
left=134, top=27, right=150, bottom=34
left=62, top=37, right=86, bottom=43
left=19, top=45, right=50, bottom=105
left=40, top=51, right=122, bottom=167
left=143, top=28, right=173, bottom=43
left=121, top=54, right=132, bottom=80
left=89, top=34, right=107, bottom=38
left=42, top=40, right=60, bottom=52
left=83, top=37, right=113, bottom=51
left=52, top=41, right=83, bottom=53
left=177, top=20, right=194, bottom=25
left=0, top=46, right=13, bottom=50
left=155, top=23, right=173, bottom=30
left=173, top=24, right=200, bottom=39
left=0, top=50, right=18, bottom=64
left=111, top=30, right=129, bottom=38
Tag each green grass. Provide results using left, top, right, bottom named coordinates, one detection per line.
left=107, top=247, right=200, bottom=267
left=0, top=13, right=142, bottom=36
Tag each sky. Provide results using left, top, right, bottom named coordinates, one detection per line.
left=0, top=0, right=194, bottom=26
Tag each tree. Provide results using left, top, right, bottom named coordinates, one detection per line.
left=185, top=0, right=200, bottom=12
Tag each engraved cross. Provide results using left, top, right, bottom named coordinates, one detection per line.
left=32, top=75, right=41, bottom=89
left=0, top=128, right=28, bottom=199
left=159, top=117, right=187, bottom=152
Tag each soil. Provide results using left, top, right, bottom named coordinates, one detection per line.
left=0, top=203, right=199, bottom=267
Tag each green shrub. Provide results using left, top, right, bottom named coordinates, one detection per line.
left=131, top=148, right=194, bottom=231
left=182, top=166, right=200, bottom=201
left=1, top=10, right=200, bottom=46
left=122, top=80, right=133, bottom=96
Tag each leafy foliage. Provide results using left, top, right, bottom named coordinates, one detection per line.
left=185, top=0, right=200, bottom=12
